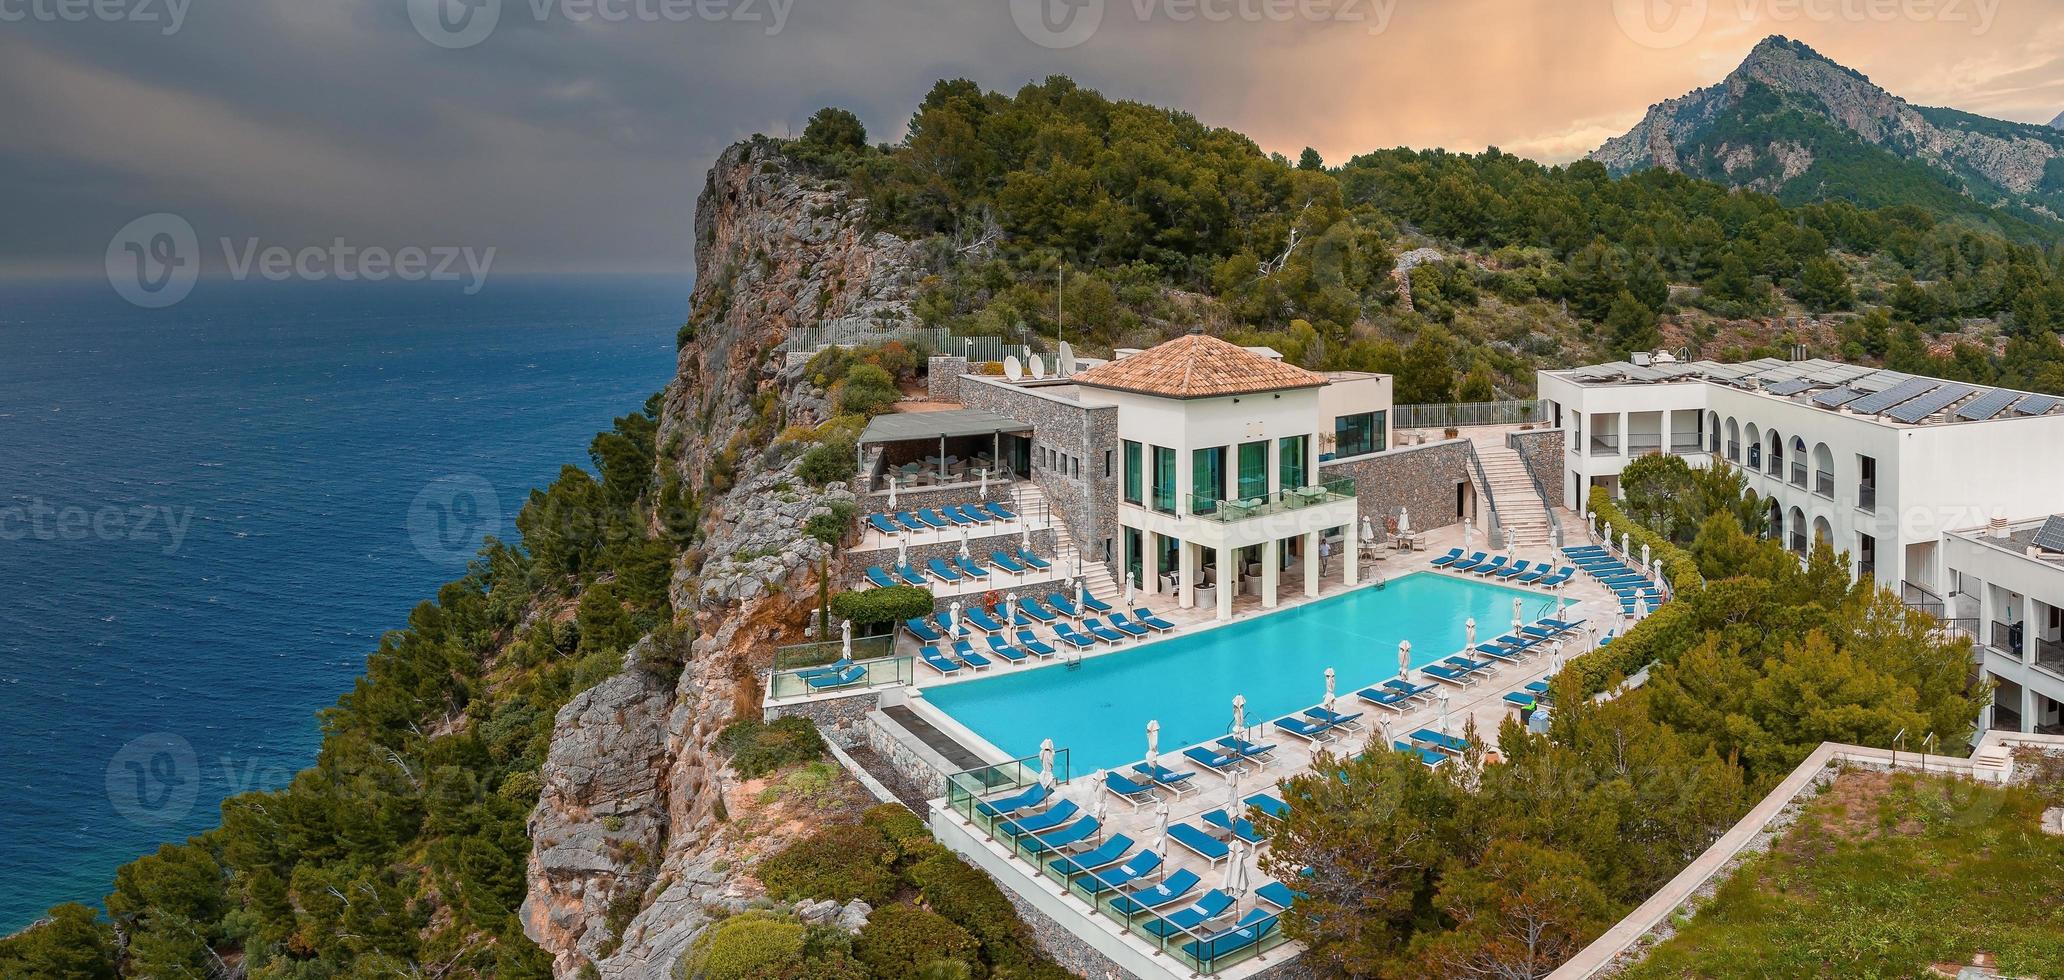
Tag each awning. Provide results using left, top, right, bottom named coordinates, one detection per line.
left=857, top=408, right=1032, bottom=446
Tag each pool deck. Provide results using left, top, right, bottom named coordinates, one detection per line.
left=911, top=513, right=1639, bottom=974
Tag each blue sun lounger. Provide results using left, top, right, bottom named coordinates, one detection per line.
left=1166, top=822, right=1231, bottom=865
left=865, top=513, right=900, bottom=536
left=1503, top=691, right=1538, bottom=709
left=1110, top=611, right=1164, bottom=634
left=864, top=566, right=899, bottom=589
left=1013, top=629, right=1058, bottom=657
left=1428, top=547, right=1466, bottom=567
left=1393, top=740, right=1449, bottom=767
left=1182, top=910, right=1279, bottom=962
left=904, top=617, right=942, bottom=642
left=1080, top=592, right=1115, bottom=613
left=1215, top=735, right=1275, bottom=761
left=955, top=555, right=991, bottom=580
left=1050, top=625, right=1096, bottom=650
left=1383, top=679, right=1438, bottom=701
left=1246, top=793, right=1289, bottom=821
left=1048, top=833, right=1135, bottom=876
left=1472, top=555, right=1510, bottom=577
left=1449, top=551, right=1490, bottom=572
left=1410, top=728, right=1471, bottom=755
left=988, top=550, right=1027, bottom=574
left=1202, top=809, right=1265, bottom=845
left=1134, top=608, right=1178, bottom=631
left=976, top=782, right=1051, bottom=819
left=892, top=564, right=927, bottom=586
left=1525, top=679, right=1553, bottom=698
left=1092, top=615, right=1146, bottom=638
left=1079, top=619, right=1127, bottom=643
left=1445, top=655, right=1495, bottom=673
left=1538, top=568, right=1575, bottom=588
left=805, top=664, right=867, bottom=690
left=1104, top=770, right=1159, bottom=808
left=1274, top=715, right=1340, bottom=742
left=794, top=657, right=852, bottom=680
left=950, top=503, right=993, bottom=524
left=984, top=635, right=1028, bottom=664
left=950, top=639, right=992, bottom=670
left=1109, top=869, right=1202, bottom=917
left=1084, top=849, right=1163, bottom=893
left=998, top=800, right=1079, bottom=838
left=938, top=505, right=976, bottom=527
left=984, top=501, right=1017, bottom=521
left=1142, top=888, right=1236, bottom=938
left=1495, top=559, right=1535, bottom=580
left=890, top=512, right=926, bottom=533
left=926, top=558, right=964, bottom=584
left=1513, top=565, right=1552, bottom=585
left=918, top=646, right=960, bottom=674
left=1422, top=664, right=1478, bottom=687
left=1132, top=761, right=1195, bottom=796
left=1256, top=880, right=1303, bottom=911
left=1357, top=686, right=1415, bottom=710
left=1021, top=816, right=1101, bottom=856
left=1018, top=548, right=1052, bottom=570
left=1305, top=706, right=1363, bottom=730
left=1183, top=746, right=1246, bottom=777
left=963, top=607, right=1006, bottom=633
left=1012, top=598, right=1058, bottom=624
left=913, top=508, right=949, bottom=529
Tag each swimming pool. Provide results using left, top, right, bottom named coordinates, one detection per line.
left=923, top=572, right=1565, bottom=773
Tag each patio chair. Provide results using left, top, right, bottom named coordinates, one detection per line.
left=1013, top=629, right=1058, bottom=657
left=1163, top=824, right=1231, bottom=866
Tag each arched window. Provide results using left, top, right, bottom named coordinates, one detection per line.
left=1745, top=423, right=1762, bottom=468
left=1788, top=506, right=1807, bottom=554
left=1812, top=515, right=1833, bottom=549
left=1708, top=411, right=1721, bottom=454
left=1811, top=443, right=1834, bottom=497
left=1768, top=430, right=1785, bottom=476
left=1725, top=418, right=1740, bottom=462
left=1789, top=436, right=1808, bottom=486
left=1766, top=497, right=1782, bottom=541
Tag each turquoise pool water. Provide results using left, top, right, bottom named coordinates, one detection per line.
left=924, top=572, right=1566, bottom=773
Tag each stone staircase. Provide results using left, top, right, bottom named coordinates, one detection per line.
left=1010, top=481, right=1120, bottom=599
left=1474, top=442, right=1554, bottom=551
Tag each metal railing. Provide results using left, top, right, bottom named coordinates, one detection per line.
left=1184, top=478, right=1357, bottom=524
left=1858, top=483, right=1877, bottom=512
left=766, top=653, right=914, bottom=700
left=1391, top=399, right=1543, bottom=430
left=1627, top=435, right=1662, bottom=454
left=779, top=323, right=1030, bottom=364
left=2037, top=637, right=2064, bottom=677
left=943, top=748, right=1290, bottom=976
left=1466, top=444, right=1506, bottom=550
left=1726, top=440, right=1739, bottom=462
left=1902, top=581, right=1946, bottom=619
left=1669, top=436, right=1704, bottom=454
left=1815, top=471, right=1835, bottom=498
left=1990, top=620, right=2023, bottom=656
left=1589, top=437, right=1621, bottom=456
left=1511, top=432, right=1564, bottom=547
left=1790, top=461, right=1808, bottom=487
left=775, top=633, right=898, bottom=670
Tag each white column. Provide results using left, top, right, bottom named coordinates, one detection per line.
left=1618, top=412, right=1629, bottom=458
left=1216, top=553, right=1234, bottom=621
left=1177, top=536, right=1196, bottom=610
left=1343, top=529, right=1360, bottom=588
left=2020, top=683, right=2036, bottom=734
left=1303, top=530, right=1321, bottom=598
left=1658, top=412, right=1671, bottom=457
left=1261, top=538, right=1281, bottom=609
left=1977, top=581, right=1994, bottom=648
left=2025, top=594, right=2040, bottom=667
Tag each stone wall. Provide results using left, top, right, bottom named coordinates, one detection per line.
left=1319, top=438, right=1474, bottom=532
left=1508, top=427, right=1567, bottom=510
left=993, top=880, right=1132, bottom=979
left=863, top=710, right=950, bottom=800
left=955, top=375, right=1123, bottom=579
left=763, top=690, right=879, bottom=747
left=927, top=355, right=968, bottom=403
left=842, top=527, right=1059, bottom=587
left=856, top=480, right=1009, bottom=513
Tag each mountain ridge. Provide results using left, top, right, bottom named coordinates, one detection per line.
left=1591, top=36, right=2064, bottom=234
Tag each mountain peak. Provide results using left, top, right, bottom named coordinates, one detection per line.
left=1733, top=34, right=1872, bottom=87
left=2050, top=110, right=2064, bottom=131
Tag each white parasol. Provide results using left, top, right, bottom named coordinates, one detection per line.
left=1464, top=518, right=1473, bottom=550
left=959, top=528, right=972, bottom=561
left=1005, top=592, right=1018, bottom=627
left=1323, top=667, right=1337, bottom=713
left=1621, top=531, right=1632, bottom=558
left=1145, top=719, right=1161, bottom=770
left=1513, top=597, right=1524, bottom=625
left=948, top=601, right=962, bottom=638
left=1549, top=646, right=1564, bottom=676
left=1079, top=578, right=1090, bottom=613
left=979, top=469, right=989, bottom=495
left=1361, top=515, right=1375, bottom=545
left=1220, top=841, right=1250, bottom=900
left=1090, top=776, right=1108, bottom=826
left=1397, top=507, right=1411, bottom=537
left=1438, top=690, right=1452, bottom=734
left=1153, top=800, right=1173, bottom=858
left=1398, top=640, right=1412, bottom=680
left=1038, top=738, right=1056, bottom=790
left=1124, top=571, right=1136, bottom=609
left=1020, top=524, right=1032, bottom=553
left=1465, top=618, right=1478, bottom=653
left=887, top=477, right=898, bottom=510
left=1376, top=717, right=1394, bottom=751
left=1231, top=694, right=1246, bottom=738
left=841, top=619, right=852, bottom=660
left=1641, top=542, right=1652, bottom=571
left=1224, top=764, right=1243, bottom=819
left=897, top=537, right=908, bottom=571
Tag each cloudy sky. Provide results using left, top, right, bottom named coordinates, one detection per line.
left=4, top=0, right=2062, bottom=276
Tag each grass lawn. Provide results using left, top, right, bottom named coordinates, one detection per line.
left=1621, top=769, right=2064, bottom=979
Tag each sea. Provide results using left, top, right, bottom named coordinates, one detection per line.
left=0, top=276, right=688, bottom=933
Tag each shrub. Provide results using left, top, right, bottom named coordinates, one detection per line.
left=860, top=803, right=937, bottom=867
left=906, top=851, right=1060, bottom=975
left=829, top=585, right=934, bottom=626
left=719, top=717, right=827, bottom=779
left=1587, top=486, right=1701, bottom=593
left=679, top=912, right=807, bottom=979
left=757, top=824, right=899, bottom=905
left=797, top=440, right=857, bottom=487
left=837, top=364, right=901, bottom=417
left=854, top=903, right=980, bottom=978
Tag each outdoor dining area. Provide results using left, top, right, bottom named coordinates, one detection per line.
left=859, top=408, right=1034, bottom=493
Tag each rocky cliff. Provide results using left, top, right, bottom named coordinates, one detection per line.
left=520, top=139, right=923, bottom=979
left=1592, top=36, right=2064, bottom=223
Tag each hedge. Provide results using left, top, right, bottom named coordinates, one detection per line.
left=907, top=852, right=1074, bottom=979
left=756, top=823, right=900, bottom=905
left=1586, top=486, right=1703, bottom=593
left=854, top=903, right=981, bottom=978
left=829, top=585, right=934, bottom=626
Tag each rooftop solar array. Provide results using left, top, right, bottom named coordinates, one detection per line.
left=1764, top=378, right=1818, bottom=396
left=2014, top=393, right=2061, bottom=417
left=1813, top=386, right=1866, bottom=408
left=1849, top=378, right=1942, bottom=415
left=2033, top=515, right=2064, bottom=553
left=1884, top=382, right=1978, bottom=423
left=1954, top=388, right=2020, bottom=422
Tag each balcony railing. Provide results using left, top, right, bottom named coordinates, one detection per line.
left=1768, top=457, right=1784, bottom=477
left=1790, top=461, right=1808, bottom=487
left=1815, top=471, right=1835, bottom=498
left=1858, top=483, right=1876, bottom=512
left=766, top=651, right=913, bottom=700
left=1670, top=436, right=1705, bottom=454
left=1990, top=620, right=2023, bottom=656
left=1627, top=435, right=1662, bottom=454
left=2038, top=637, right=2064, bottom=678
left=1589, top=437, right=1620, bottom=456
left=1186, top=478, right=1357, bottom=524
left=1726, top=440, right=1740, bottom=461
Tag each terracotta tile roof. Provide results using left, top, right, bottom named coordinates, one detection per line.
left=1070, top=334, right=1328, bottom=399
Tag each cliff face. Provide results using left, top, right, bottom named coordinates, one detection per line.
left=520, top=140, right=922, bottom=979
left=1592, top=36, right=2064, bottom=218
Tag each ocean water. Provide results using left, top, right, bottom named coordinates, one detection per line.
left=924, top=572, right=1567, bottom=773
left=0, top=276, right=686, bottom=933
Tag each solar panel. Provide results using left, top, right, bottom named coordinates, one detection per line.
left=1813, top=386, right=1865, bottom=408
left=2034, top=515, right=2064, bottom=553
left=1954, top=388, right=2019, bottom=422
left=1884, top=382, right=1978, bottom=423
left=1849, top=378, right=1941, bottom=415
left=1765, top=378, right=1817, bottom=396
left=1848, top=370, right=1910, bottom=394
left=2014, top=393, right=2062, bottom=416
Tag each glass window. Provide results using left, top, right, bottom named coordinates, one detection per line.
left=1104, top=450, right=1113, bottom=479
left=1151, top=445, right=1178, bottom=514
left=1333, top=412, right=1385, bottom=458
left=1237, top=441, right=1268, bottom=500
left=1279, top=434, right=1308, bottom=490
left=1192, top=446, right=1226, bottom=514
left=1123, top=440, right=1143, bottom=504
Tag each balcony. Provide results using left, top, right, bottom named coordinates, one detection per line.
left=1589, top=437, right=1621, bottom=456
left=1187, top=478, right=1357, bottom=525
left=1991, top=620, right=2024, bottom=656
left=1815, top=471, right=1834, bottom=499
left=1726, top=440, right=1740, bottom=462
left=1670, top=436, right=1705, bottom=455
left=1768, top=457, right=1784, bottom=478
left=1858, top=483, right=1876, bottom=513
left=2039, top=637, right=2064, bottom=679
left=1790, top=461, right=1808, bottom=487
left=1627, top=435, right=1662, bottom=455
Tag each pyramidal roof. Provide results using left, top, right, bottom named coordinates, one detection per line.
left=1070, top=334, right=1327, bottom=399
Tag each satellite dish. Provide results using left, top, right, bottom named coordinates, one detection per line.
left=1057, top=342, right=1076, bottom=378
left=1028, top=354, right=1047, bottom=379
left=1003, top=355, right=1023, bottom=381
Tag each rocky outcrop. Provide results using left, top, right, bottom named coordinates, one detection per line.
left=522, top=140, right=922, bottom=979
left=1593, top=35, right=2064, bottom=209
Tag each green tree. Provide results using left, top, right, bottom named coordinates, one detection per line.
left=1605, top=289, right=1662, bottom=357
left=1395, top=328, right=1457, bottom=404
left=802, top=107, right=867, bottom=152
left=1794, top=256, right=1854, bottom=311
left=837, top=364, right=900, bottom=417
left=1410, top=842, right=1610, bottom=979
left=0, top=905, right=118, bottom=980
left=1297, top=147, right=1325, bottom=171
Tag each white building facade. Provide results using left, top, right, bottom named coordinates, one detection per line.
left=1942, top=521, right=2064, bottom=735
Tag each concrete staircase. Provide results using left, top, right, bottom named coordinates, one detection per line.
left=1474, top=442, right=1554, bottom=551
left=1011, top=481, right=1120, bottom=598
